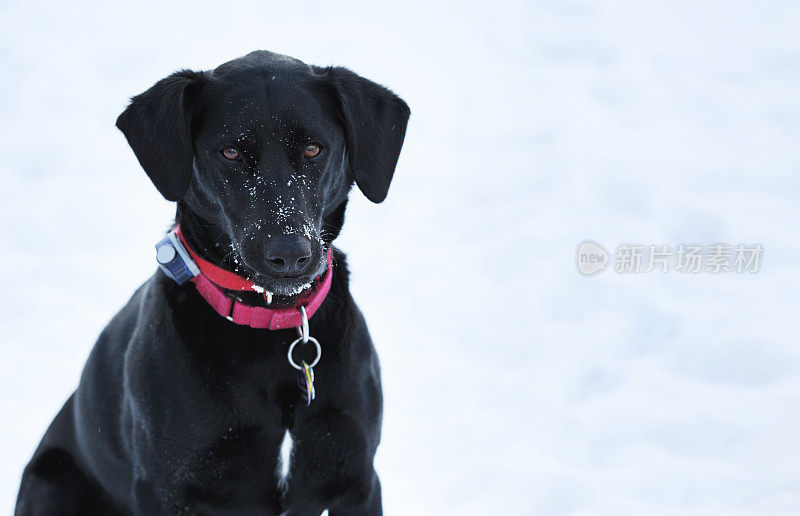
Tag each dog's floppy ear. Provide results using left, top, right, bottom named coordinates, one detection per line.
left=116, top=70, right=206, bottom=201
left=322, top=67, right=410, bottom=203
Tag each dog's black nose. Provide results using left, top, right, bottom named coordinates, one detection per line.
left=264, top=234, right=313, bottom=275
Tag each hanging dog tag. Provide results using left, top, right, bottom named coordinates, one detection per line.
left=287, top=336, right=321, bottom=407
left=298, top=361, right=316, bottom=406
left=289, top=306, right=321, bottom=407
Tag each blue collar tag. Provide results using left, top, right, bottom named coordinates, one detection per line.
left=155, top=230, right=200, bottom=285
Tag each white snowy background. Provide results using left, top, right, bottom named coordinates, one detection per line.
left=1, top=1, right=799, bottom=514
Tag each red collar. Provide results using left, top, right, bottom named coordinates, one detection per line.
left=174, top=225, right=333, bottom=330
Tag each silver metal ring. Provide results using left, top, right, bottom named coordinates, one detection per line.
left=287, top=335, right=321, bottom=370
left=296, top=305, right=309, bottom=343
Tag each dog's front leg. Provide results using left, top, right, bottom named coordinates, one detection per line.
left=279, top=501, right=328, bottom=516
left=326, top=472, right=382, bottom=516
left=126, top=404, right=188, bottom=515
left=282, top=408, right=382, bottom=516
left=280, top=474, right=381, bottom=516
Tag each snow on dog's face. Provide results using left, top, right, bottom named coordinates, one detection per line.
left=116, top=51, right=409, bottom=298
left=184, top=58, right=348, bottom=294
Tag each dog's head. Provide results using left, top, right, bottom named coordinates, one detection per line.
left=117, top=51, right=409, bottom=296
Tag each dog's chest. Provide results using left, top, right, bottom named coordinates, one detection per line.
left=170, top=422, right=294, bottom=510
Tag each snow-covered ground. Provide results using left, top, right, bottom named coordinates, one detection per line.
left=2, top=1, right=800, bottom=514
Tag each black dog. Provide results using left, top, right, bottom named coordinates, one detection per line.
left=16, top=50, right=409, bottom=515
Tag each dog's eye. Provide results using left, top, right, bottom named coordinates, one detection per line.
left=221, top=147, right=240, bottom=161
left=304, top=143, right=321, bottom=159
